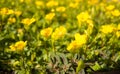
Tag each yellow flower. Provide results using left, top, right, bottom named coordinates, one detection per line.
left=86, top=20, right=94, bottom=35
left=46, top=1, right=58, bottom=7
left=40, top=27, right=53, bottom=38
left=86, top=20, right=93, bottom=27
left=56, top=6, right=66, bottom=12
left=9, top=44, right=16, bottom=51
left=8, top=17, right=16, bottom=23
left=67, top=33, right=87, bottom=53
left=112, top=0, right=119, bottom=2
left=116, top=31, right=120, bottom=38
left=45, top=12, right=55, bottom=21
left=51, top=9, right=55, bottom=12
left=17, top=28, right=24, bottom=38
left=88, top=0, right=98, bottom=5
left=100, top=25, right=115, bottom=34
left=0, top=8, right=14, bottom=15
left=0, top=8, right=8, bottom=15
left=111, top=9, right=120, bottom=17
left=106, top=5, right=115, bottom=11
left=20, top=0, right=24, bottom=3
left=52, top=26, right=67, bottom=40
left=9, top=41, right=27, bottom=51
left=67, top=40, right=80, bottom=53
left=35, top=1, right=44, bottom=8
left=77, top=11, right=91, bottom=24
left=35, top=1, right=44, bottom=6
left=14, top=11, right=22, bottom=17
left=69, top=2, right=79, bottom=8
left=18, top=29, right=23, bottom=34
left=21, top=18, right=36, bottom=26
left=15, top=41, right=27, bottom=51
left=118, top=24, right=120, bottom=30
left=75, top=33, right=87, bottom=45
left=116, top=24, right=120, bottom=38
left=7, top=9, right=14, bottom=15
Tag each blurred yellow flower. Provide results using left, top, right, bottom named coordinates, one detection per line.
left=111, top=9, right=120, bottom=17
left=112, top=0, right=119, bottom=2
left=51, top=9, right=55, bottom=12
left=67, top=40, right=80, bottom=53
left=88, top=0, right=98, bottom=5
left=77, top=11, right=91, bottom=24
left=86, top=20, right=94, bottom=35
left=69, top=2, right=79, bottom=8
left=9, top=41, right=27, bottom=51
left=116, top=31, right=120, bottom=38
left=46, top=0, right=58, bottom=7
left=67, top=33, right=87, bottom=53
left=100, top=25, right=115, bottom=34
left=8, top=17, right=16, bottom=23
left=75, top=33, right=87, bottom=46
left=56, top=6, right=66, bottom=12
left=52, top=26, right=67, bottom=40
left=35, top=1, right=44, bottom=8
left=118, top=24, right=120, bottom=30
left=20, top=0, right=24, bottom=3
left=40, top=27, right=53, bottom=38
left=7, top=9, right=14, bottom=15
left=0, top=8, right=14, bottom=15
left=106, top=5, right=115, bottom=11
left=86, top=20, right=93, bottom=27
left=14, top=11, right=22, bottom=17
left=9, top=44, right=16, bottom=51
left=18, top=29, right=23, bottom=34
left=45, top=12, right=55, bottom=21
left=116, top=24, right=120, bottom=37
left=0, top=8, right=8, bottom=15
left=15, top=41, right=27, bottom=51
left=21, top=18, right=36, bottom=26
left=17, top=28, right=24, bottom=38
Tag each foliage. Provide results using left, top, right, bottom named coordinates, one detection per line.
left=0, top=0, right=120, bottom=74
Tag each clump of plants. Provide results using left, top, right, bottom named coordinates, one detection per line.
left=0, top=0, right=120, bottom=74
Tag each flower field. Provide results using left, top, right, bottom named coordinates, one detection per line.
left=0, top=0, right=120, bottom=74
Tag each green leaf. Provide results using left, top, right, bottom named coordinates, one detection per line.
left=76, top=60, right=85, bottom=74
left=90, top=62, right=101, bottom=71
left=115, top=52, right=120, bottom=62
left=58, top=53, right=68, bottom=65
left=31, top=52, right=36, bottom=61
left=15, top=70, right=26, bottom=74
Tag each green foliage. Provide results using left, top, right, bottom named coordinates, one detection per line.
left=0, top=0, right=120, bottom=74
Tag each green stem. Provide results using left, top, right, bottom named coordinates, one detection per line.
left=21, top=51, right=27, bottom=74
left=52, top=40, right=55, bottom=53
left=44, top=39, right=49, bottom=61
